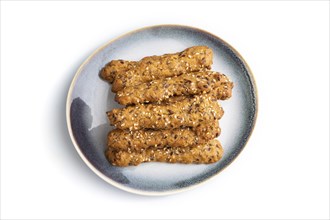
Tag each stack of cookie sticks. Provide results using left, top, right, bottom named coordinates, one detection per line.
left=100, top=46, right=233, bottom=166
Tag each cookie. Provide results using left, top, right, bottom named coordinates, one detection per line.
left=101, top=46, right=213, bottom=92
left=106, top=139, right=223, bottom=166
left=107, top=121, right=221, bottom=151
left=115, top=71, right=233, bottom=105
left=107, top=94, right=224, bottom=131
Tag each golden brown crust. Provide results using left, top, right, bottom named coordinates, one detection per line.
left=107, top=121, right=220, bottom=151
left=115, top=71, right=233, bottom=105
left=101, top=46, right=213, bottom=92
left=100, top=60, right=136, bottom=83
left=107, top=94, right=224, bottom=131
left=106, top=139, right=223, bottom=166
left=212, top=74, right=234, bottom=100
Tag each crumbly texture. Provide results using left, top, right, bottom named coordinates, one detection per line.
left=106, top=139, right=223, bottom=166
left=101, top=46, right=213, bottom=92
left=100, top=60, right=135, bottom=83
left=164, top=74, right=234, bottom=101
left=108, top=121, right=220, bottom=151
left=212, top=74, right=234, bottom=100
left=115, top=71, right=232, bottom=105
left=107, top=94, right=224, bottom=131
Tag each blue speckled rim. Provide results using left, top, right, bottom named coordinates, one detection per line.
left=66, top=24, right=258, bottom=196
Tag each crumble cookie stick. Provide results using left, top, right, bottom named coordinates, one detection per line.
left=101, top=46, right=213, bottom=92
left=161, top=74, right=233, bottom=105
left=115, top=71, right=232, bottom=105
left=156, top=78, right=234, bottom=103
left=106, top=139, right=224, bottom=166
left=107, top=94, right=224, bottom=131
left=108, top=121, right=221, bottom=151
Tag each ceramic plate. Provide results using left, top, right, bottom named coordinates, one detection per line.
left=66, top=25, right=258, bottom=195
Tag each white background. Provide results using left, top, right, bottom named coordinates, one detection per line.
left=1, top=1, right=329, bottom=219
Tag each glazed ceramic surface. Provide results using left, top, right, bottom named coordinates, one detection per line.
left=66, top=25, right=258, bottom=195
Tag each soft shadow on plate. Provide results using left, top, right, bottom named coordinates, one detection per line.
left=66, top=25, right=258, bottom=195
left=52, top=53, right=136, bottom=197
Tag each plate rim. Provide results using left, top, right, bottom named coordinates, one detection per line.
left=66, top=24, right=259, bottom=196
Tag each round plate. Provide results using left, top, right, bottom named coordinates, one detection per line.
left=66, top=25, right=258, bottom=195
